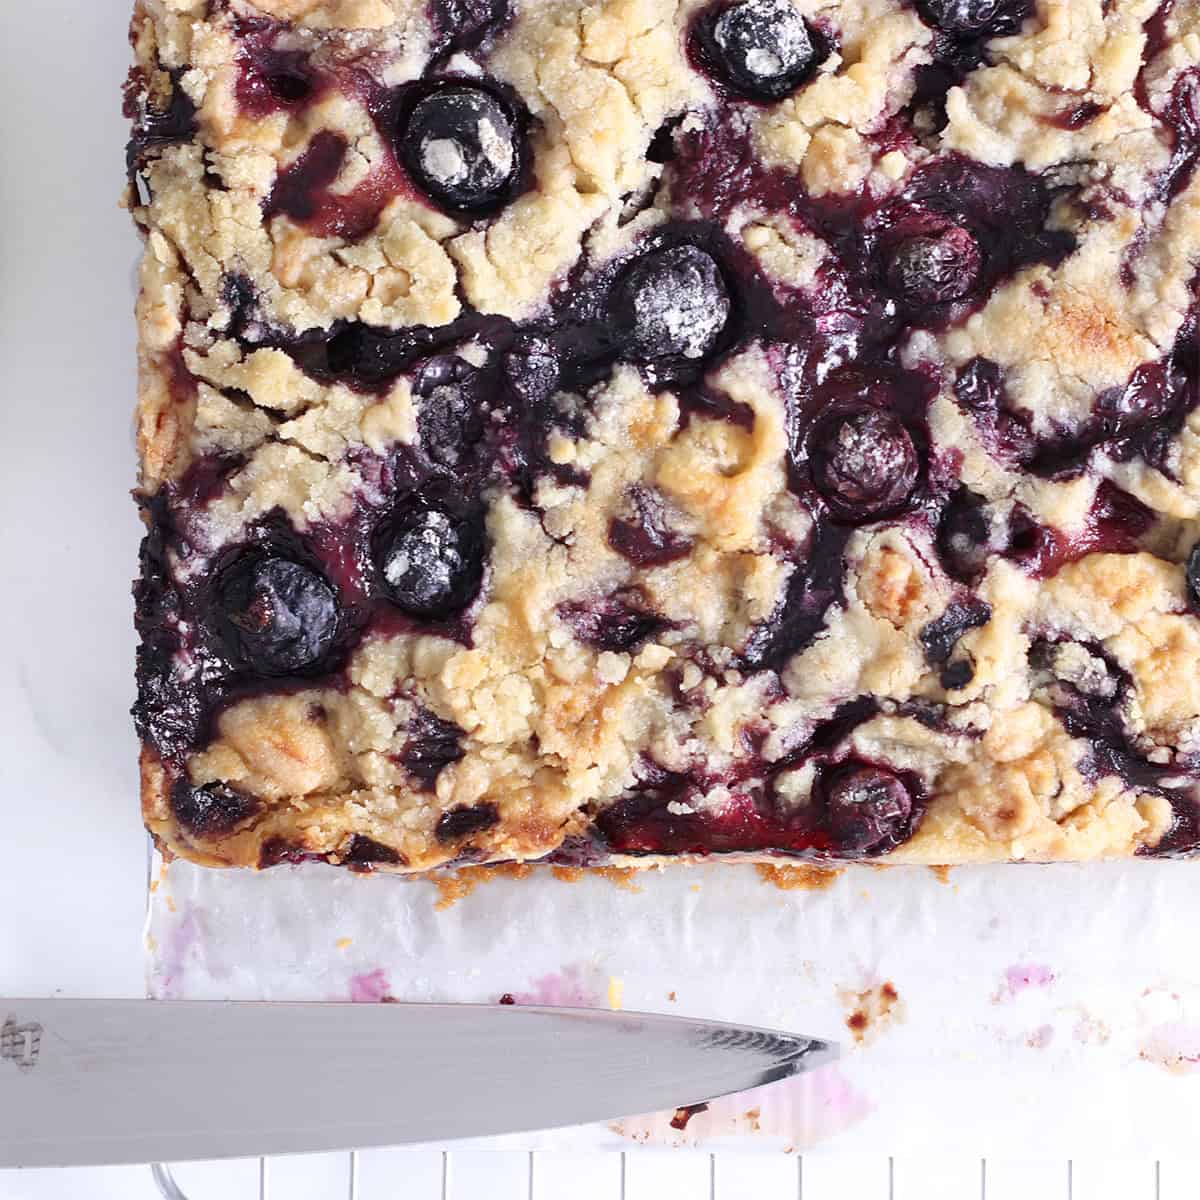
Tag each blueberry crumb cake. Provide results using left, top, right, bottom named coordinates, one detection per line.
left=126, top=0, right=1200, bottom=874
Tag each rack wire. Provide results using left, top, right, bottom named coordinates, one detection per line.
left=148, top=1153, right=1171, bottom=1199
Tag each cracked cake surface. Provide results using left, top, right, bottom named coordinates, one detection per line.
left=126, top=0, right=1200, bottom=872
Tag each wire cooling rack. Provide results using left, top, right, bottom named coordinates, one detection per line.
left=130, top=1151, right=1185, bottom=1200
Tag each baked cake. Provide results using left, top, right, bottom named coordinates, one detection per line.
left=126, top=0, right=1200, bottom=872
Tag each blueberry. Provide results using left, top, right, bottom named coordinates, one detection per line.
left=400, top=85, right=519, bottom=213
left=415, top=356, right=485, bottom=467
left=375, top=505, right=486, bottom=619
left=936, top=488, right=1000, bottom=582
left=267, top=71, right=313, bottom=104
left=916, top=0, right=1029, bottom=37
left=809, top=407, right=919, bottom=519
left=919, top=598, right=992, bottom=664
left=700, top=0, right=820, bottom=100
left=939, top=659, right=975, bottom=689
left=170, top=779, right=257, bottom=837
left=1188, top=543, right=1200, bottom=610
left=884, top=226, right=981, bottom=306
left=343, top=835, right=404, bottom=867
left=259, top=839, right=318, bottom=867
left=217, top=553, right=339, bottom=675
left=613, top=244, right=731, bottom=362
left=608, top=486, right=693, bottom=566
left=503, top=334, right=561, bottom=407
left=430, top=0, right=507, bottom=53
left=560, top=592, right=670, bottom=652
left=436, top=802, right=500, bottom=844
left=823, top=763, right=914, bottom=854
left=953, top=356, right=1003, bottom=414
left=401, top=708, right=465, bottom=789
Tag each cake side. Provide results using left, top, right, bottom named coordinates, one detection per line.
left=126, top=0, right=1200, bottom=873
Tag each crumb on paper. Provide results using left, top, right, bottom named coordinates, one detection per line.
left=994, top=963, right=1056, bottom=1002
left=1026, top=1023, right=1055, bottom=1049
left=434, top=863, right=641, bottom=909
left=669, top=1102, right=709, bottom=1130
left=841, top=981, right=904, bottom=1045
left=165, top=895, right=176, bottom=914
left=596, top=867, right=642, bottom=892
left=145, top=934, right=158, bottom=954
left=431, top=863, right=535, bottom=909
left=928, top=864, right=953, bottom=884
left=1073, top=1012, right=1111, bottom=1045
left=499, top=993, right=516, bottom=1005
left=755, top=863, right=843, bottom=892
left=611, top=1064, right=871, bottom=1147
left=149, top=879, right=159, bottom=893
left=1139, top=1023, right=1200, bottom=1074
left=608, top=977, right=625, bottom=1011
left=667, top=990, right=677, bottom=1002
left=336, top=937, right=353, bottom=951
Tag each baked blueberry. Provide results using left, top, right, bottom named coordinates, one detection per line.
left=919, top=598, right=991, bottom=664
left=916, top=0, right=1029, bottom=36
left=809, top=408, right=919, bottom=519
left=561, top=591, right=671, bottom=652
left=402, top=708, right=466, bottom=789
left=343, top=835, right=404, bottom=867
left=171, top=780, right=258, bottom=837
left=502, top=334, right=562, bottom=407
left=884, top=225, right=981, bottom=306
left=613, top=244, right=731, bottom=362
left=698, top=0, right=820, bottom=100
left=415, top=356, right=485, bottom=467
left=430, top=0, right=507, bottom=53
left=1188, top=543, right=1200, bottom=610
left=376, top=505, right=486, bottom=618
left=401, top=85, right=520, bottom=213
left=823, top=763, right=914, bottom=854
left=937, top=489, right=996, bottom=582
left=608, top=486, right=693, bottom=566
left=436, top=802, right=500, bottom=844
left=217, top=553, right=339, bottom=675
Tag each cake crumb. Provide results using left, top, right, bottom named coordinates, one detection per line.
left=755, top=863, right=843, bottom=891
left=431, top=863, right=535, bottom=910
left=608, top=977, right=625, bottom=1011
left=841, top=981, right=904, bottom=1045
left=596, top=866, right=642, bottom=892
left=669, top=1102, right=709, bottom=1130
left=336, top=937, right=353, bottom=950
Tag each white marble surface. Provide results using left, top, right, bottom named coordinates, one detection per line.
left=0, top=0, right=147, bottom=1001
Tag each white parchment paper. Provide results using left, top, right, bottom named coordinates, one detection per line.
left=147, top=856, right=1200, bottom=1156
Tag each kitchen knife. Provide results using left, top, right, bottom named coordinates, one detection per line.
left=0, top=999, right=836, bottom=1167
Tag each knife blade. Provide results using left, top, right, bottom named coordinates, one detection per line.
left=0, top=999, right=835, bottom=1167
